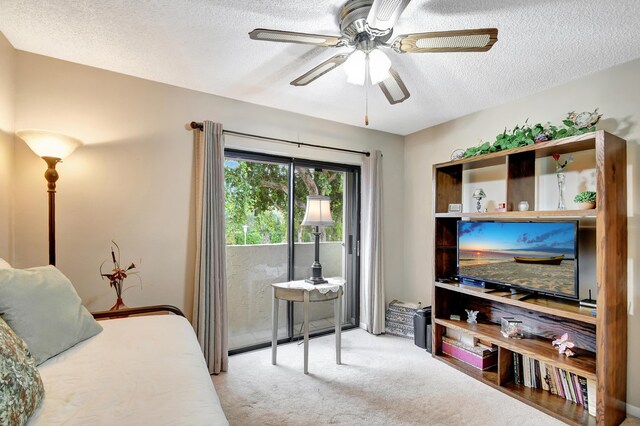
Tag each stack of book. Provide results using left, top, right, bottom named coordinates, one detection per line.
left=442, top=328, right=498, bottom=370
left=512, top=353, right=596, bottom=417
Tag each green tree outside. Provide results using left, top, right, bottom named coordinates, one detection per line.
left=224, top=160, right=344, bottom=245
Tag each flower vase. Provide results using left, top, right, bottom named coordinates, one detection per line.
left=556, top=172, right=566, bottom=210
left=109, top=297, right=127, bottom=311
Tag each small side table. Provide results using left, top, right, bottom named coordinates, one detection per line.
left=271, top=278, right=345, bottom=374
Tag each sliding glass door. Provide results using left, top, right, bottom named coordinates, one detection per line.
left=292, top=162, right=359, bottom=337
left=224, top=151, right=360, bottom=352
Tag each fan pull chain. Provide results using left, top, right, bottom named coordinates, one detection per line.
left=365, top=53, right=370, bottom=126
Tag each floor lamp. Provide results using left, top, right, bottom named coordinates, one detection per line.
left=301, top=195, right=334, bottom=285
left=16, top=130, right=82, bottom=266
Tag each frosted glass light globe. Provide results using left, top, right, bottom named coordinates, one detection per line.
left=343, top=50, right=366, bottom=85
left=368, top=49, right=391, bottom=84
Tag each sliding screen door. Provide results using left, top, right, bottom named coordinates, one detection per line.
left=224, top=151, right=360, bottom=353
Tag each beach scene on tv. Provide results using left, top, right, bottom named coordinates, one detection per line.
left=458, top=221, right=577, bottom=297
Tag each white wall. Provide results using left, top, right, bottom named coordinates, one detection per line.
left=11, top=50, right=404, bottom=320
left=404, top=58, right=640, bottom=409
left=0, top=33, right=15, bottom=262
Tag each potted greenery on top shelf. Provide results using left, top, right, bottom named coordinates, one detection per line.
left=462, top=109, right=602, bottom=159
left=574, top=191, right=596, bottom=210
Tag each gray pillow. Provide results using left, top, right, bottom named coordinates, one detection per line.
left=0, top=265, right=102, bottom=364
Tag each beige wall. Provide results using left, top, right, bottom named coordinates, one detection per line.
left=404, top=58, right=640, bottom=409
left=0, top=33, right=15, bottom=262
left=11, top=50, right=405, bottom=319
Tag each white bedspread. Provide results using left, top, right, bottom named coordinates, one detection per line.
left=29, top=315, right=228, bottom=425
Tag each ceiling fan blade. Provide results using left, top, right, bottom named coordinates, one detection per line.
left=378, top=68, right=410, bottom=105
left=366, top=0, right=411, bottom=37
left=290, top=53, right=351, bottom=86
left=392, top=28, right=498, bottom=53
left=249, top=29, right=345, bottom=47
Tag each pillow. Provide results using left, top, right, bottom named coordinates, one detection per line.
left=0, top=265, right=103, bottom=364
left=0, top=257, right=11, bottom=269
left=0, top=317, right=45, bottom=425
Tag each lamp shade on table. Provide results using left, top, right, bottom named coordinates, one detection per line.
left=301, top=196, right=334, bottom=227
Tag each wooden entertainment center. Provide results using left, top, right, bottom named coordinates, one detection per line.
left=431, top=131, right=627, bottom=426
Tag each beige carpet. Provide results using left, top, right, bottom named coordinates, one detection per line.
left=212, top=329, right=573, bottom=426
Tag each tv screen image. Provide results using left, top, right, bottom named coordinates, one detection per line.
left=457, top=221, right=578, bottom=298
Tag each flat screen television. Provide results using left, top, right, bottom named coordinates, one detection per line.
left=457, top=221, right=579, bottom=299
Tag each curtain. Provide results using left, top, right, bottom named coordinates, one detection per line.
left=361, top=150, right=385, bottom=335
left=193, top=121, right=228, bottom=374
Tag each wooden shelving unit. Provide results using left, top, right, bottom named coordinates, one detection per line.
left=431, top=131, right=627, bottom=426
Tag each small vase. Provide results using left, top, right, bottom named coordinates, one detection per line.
left=556, top=172, right=566, bottom=210
left=109, top=297, right=128, bottom=311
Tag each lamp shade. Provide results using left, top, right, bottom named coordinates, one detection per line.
left=16, top=129, right=82, bottom=160
left=472, top=188, right=486, bottom=199
left=301, top=195, right=334, bottom=227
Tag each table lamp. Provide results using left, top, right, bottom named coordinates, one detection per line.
left=301, top=195, right=334, bottom=284
left=16, top=129, right=82, bottom=266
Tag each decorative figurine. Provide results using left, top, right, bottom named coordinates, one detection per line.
left=465, top=309, right=479, bottom=324
left=472, top=188, right=486, bottom=213
left=552, top=333, right=576, bottom=357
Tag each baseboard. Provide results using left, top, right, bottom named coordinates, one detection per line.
left=359, top=322, right=368, bottom=331
left=628, top=403, right=640, bottom=418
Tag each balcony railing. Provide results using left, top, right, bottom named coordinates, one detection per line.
left=226, top=241, right=344, bottom=349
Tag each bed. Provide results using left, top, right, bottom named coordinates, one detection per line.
left=28, top=309, right=228, bottom=425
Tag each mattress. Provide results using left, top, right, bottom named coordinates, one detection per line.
left=29, top=315, right=228, bottom=425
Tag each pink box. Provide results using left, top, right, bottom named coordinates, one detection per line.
left=442, top=341, right=497, bottom=370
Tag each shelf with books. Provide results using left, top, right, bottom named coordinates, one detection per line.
left=505, top=348, right=597, bottom=417
left=434, top=318, right=596, bottom=380
left=502, top=383, right=595, bottom=426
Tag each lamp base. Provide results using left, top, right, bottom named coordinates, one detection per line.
left=305, top=277, right=328, bottom=285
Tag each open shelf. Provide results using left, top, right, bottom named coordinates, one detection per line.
left=434, top=318, right=596, bottom=380
left=436, top=353, right=593, bottom=426
left=435, top=281, right=596, bottom=325
left=433, top=131, right=601, bottom=170
left=435, top=209, right=596, bottom=219
left=433, top=353, right=498, bottom=385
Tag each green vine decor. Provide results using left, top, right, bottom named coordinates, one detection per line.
left=463, top=109, right=602, bottom=159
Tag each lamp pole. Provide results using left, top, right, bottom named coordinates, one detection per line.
left=243, top=224, right=248, bottom=245
left=43, top=156, right=61, bottom=265
left=306, top=225, right=327, bottom=284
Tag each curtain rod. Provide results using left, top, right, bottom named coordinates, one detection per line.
left=189, top=121, right=370, bottom=157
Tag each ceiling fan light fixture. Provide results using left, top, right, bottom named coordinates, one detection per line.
left=368, top=49, right=392, bottom=84
left=344, top=50, right=366, bottom=85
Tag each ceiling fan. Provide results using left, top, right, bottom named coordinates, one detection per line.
left=249, top=0, right=498, bottom=106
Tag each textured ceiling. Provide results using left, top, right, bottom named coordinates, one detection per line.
left=2, top=0, right=640, bottom=135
